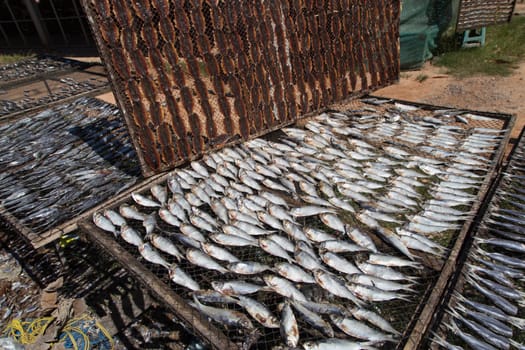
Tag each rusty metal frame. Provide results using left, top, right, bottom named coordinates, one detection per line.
left=456, top=0, right=517, bottom=32
left=80, top=0, right=401, bottom=176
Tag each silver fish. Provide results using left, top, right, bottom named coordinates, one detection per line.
left=280, top=302, right=299, bottom=347
left=268, top=234, right=295, bottom=252
left=351, top=307, right=400, bottom=335
left=319, top=240, right=368, bottom=253
left=235, top=296, right=279, bottom=328
left=200, top=242, right=240, bottom=263
left=149, top=234, right=184, bottom=261
left=210, top=233, right=257, bottom=247
left=212, top=280, right=266, bottom=295
left=304, top=227, right=337, bottom=243
left=119, top=204, right=146, bottom=221
left=257, top=212, right=284, bottom=231
left=120, top=224, right=143, bottom=247
left=227, top=261, right=271, bottom=275
left=291, top=206, right=336, bottom=217
left=346, top=226, right=378, bottom=252
left=302, top=339, right=376, bottom=350
left=186, top=248, right=228, bottom=273
left=159, top=208, right=181, bottom=227
left=142, top=213, right=157, bottom=235
left=191, top=297, right=253, bottom=329
left=259, top=237, right=294, bottom=262
left=103, top=209, right=126, bottom=227
left=131, top=192, right=160, bottom=207
left=180, top=224, right=207, bottom=242
left=319, top=213, right=346, bottom=233
left=290, top=300, right=334, bottom=337
left=150, top=185, right=168, bottom=206
left=320, top=251, right=361, bottom=275
left=168, top=265, right=200, bottom=291
left=274, top=262, right=315, bottom=284
left=93, top=212, right=117, bottom=235
left=346, top=283, right=409, bottom=302
left=139, top=243, right=170, bottom=269
left=330, top=315, right=395, bottom=343
left=263, top=275, right=307, bottom=301
left=313, top=270, right=362, bottom=306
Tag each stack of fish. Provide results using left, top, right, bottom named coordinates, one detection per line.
left=0, top=97, right=140, bottom=234
left=432, top=131, right=525, bottom=350
left=93, top=100, right=506, bottom=348
left=0, top=77, right=109, bottom=117
left=0, top=56, right=84, bottom=84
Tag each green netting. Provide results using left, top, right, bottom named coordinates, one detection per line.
left=400, top=0, right=459, bottom=69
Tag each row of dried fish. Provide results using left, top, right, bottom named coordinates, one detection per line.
left=93, top=103, right=504, bottom=348
left=0, top=56, right=85, bottom=85
left=432, top=135, right=525, bottom=350
left=0, top=97, right=140, bottom=233
left=0, top=77, right=109, bottom=116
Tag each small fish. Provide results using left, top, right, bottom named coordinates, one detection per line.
left=347, top=274, right=415, bottom=292
left=346, top=226, right=378, bottom=252
left=93, top=212, right=117, bottom=235
left=191, top=297, right=253, bottom=329
left=313, top=270, right=363, bottom=306
left=302, top=339, right=376, bottom=350
left=149, top=234, right=184, bottom=261
left=212, top=280, right=266, bottom=295
left=319, top=213, right=346, bottom=233
left=150, top=185, right=167, bottom=205
left=201, top=242, right=240, bottom=263
left=319, top=240, right=368, bottom=253
left=235, top=296, right=279, bottom=328
left=259, top=238, right=294, bottom=262
left=186, top=249, right=228, bottom=273
left=291, top=300, right=334, bottom=337
left=120, top=224, right=143, bottom=247
left=142, top=213, right=156, bottom=235
left=257, top=212, right=284, bottom=231
left=139, top=243, right=170, bottom=269
left=210, top=233, right=258, bottom=247
left=346, top=283, right=409, bottom=302
left=119, top=204, right=146, bottom=221
left=168, top=265, right=200, bottom=291
left=321, top=251, right=361, bottom=275
left=280, top=302, right=299, bottom=347
left=263, top=275, right=307, bottom=301
left=103, top=209, right=126, bottom=227
left=291, top=206, right=336, bottom=217
left=227, top=261, right=271, bottom=275
left=131, top=192, right=161, bottom=207
left=274, top=262, right=315, bottom=284
left=330, top=315, right=395, bottom=343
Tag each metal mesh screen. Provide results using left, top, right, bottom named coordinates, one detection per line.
left=457, top=0, right=516, bottom=32
left=80, top=0, right=400, bottom=176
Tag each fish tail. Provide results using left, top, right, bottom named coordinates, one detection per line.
left=509, top=316, right=525, bottom=330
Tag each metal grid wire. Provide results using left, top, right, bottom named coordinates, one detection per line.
left=457, top=0, right=516, bottom=32
left=86, top=98, right=510, bottom=349
left=0, top=97, right=141, bottom=240
left=0, top=67, right=110, bottom=121
left=427, top=128, right=525, bottom=349
left=80, top=0, right=401, bottom=176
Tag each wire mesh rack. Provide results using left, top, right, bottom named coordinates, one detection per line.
left=424, top=126, right=525, bottom=349
left=0, top=97, right=142, bottom=248
left=80, top=0, right=401, bottom=176
left=80, top=97, right=513, bottom=350
left=456, top=0, right=516, bottom=32
left=0, top=55, right=94, bottom=89
left=0, top=63, right=110, bottom=124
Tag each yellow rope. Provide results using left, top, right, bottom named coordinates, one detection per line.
left=3, top=314, right=113, bottom=349
left=3, top=317, right=55, bottom=344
